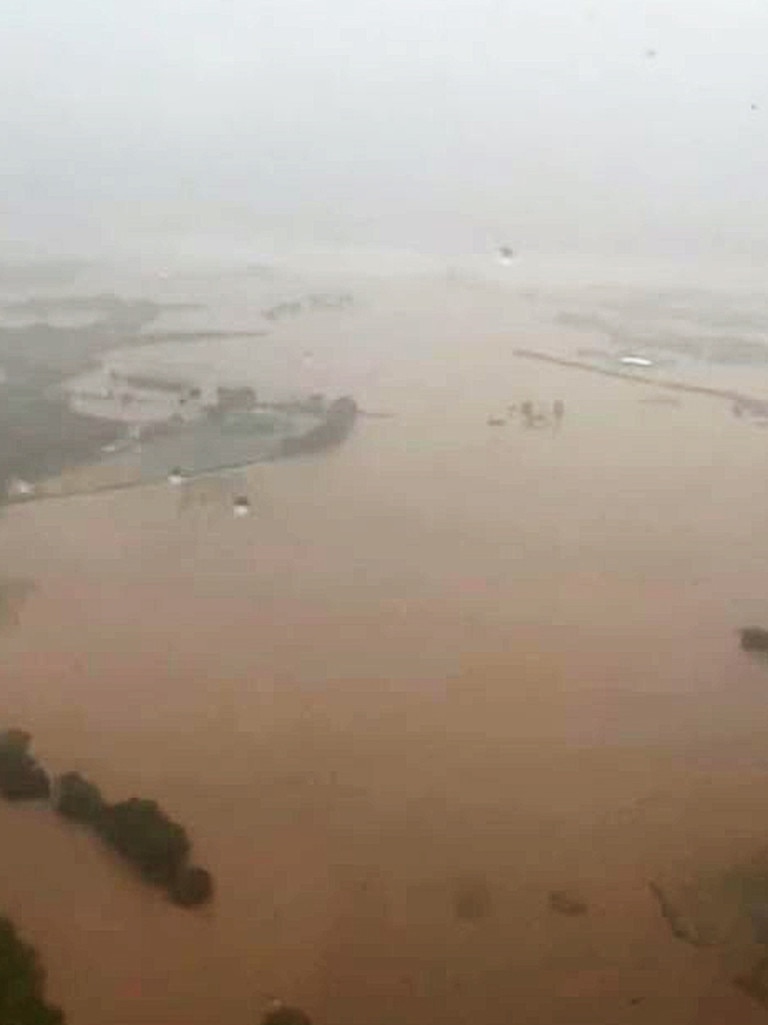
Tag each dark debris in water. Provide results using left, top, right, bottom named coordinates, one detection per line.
left=260, top=1005, right=313, bottom=1025
left=648, top=881, right=717, bottom=947
left=548, top=889, right=589, bottom=917
left=452, top=874, right=493, bottom=922
left=734, top=958, right=768, bottom=1008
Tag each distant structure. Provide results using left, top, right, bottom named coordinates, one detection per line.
left=619, top=355, right=655, bottom=368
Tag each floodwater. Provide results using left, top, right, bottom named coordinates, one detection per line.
left=3, top=270, right=768, bottom=1024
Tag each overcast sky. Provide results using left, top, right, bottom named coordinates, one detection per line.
left=3, top=0, right=768, bottom=258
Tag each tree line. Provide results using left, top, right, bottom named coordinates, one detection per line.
left=0, top=730, right=319, bottom=1025
left=0, top=730, right=212, bottom=907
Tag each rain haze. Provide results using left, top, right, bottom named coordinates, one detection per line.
left=6, top=3, right=768, bottom=1025
left=2, top=0, right=768, bottom=260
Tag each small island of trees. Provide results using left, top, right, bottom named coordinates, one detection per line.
left=278, top=396, right=358, bottom=457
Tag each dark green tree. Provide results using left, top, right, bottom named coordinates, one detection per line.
left=54, top=773, right=104, bottom=824
left=259, top=1005, right=312, bottom=1025
left=169, top=866, right=213, bottom=907
left=0, top=730, right=50, bottom=801
left=98, top=799, right=190, bottom=885
left=0, top=916, right=64, bottom=1024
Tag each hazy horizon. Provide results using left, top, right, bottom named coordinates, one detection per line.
left=3, top=0, right=768, bottom=261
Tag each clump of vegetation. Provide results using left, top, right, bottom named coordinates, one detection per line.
left=452, top=874, right=492, bottom=921
left=0, top=730, right=50, bottom=801
left=98, top=798, right=190, bottom=886
left=169, top=866, right=214, bottom=907
left=548, top=889, right=589, bottom=917
left=740, top=627, right=768, bottom=653
left=0, top=915, right=64, bottom=1024
left=278, top=396, right=357, bottom=457
left=259, top=1003, right=313, bottom=1025
left=55, top=771, right=104, bottom=823
left=55, top=774, right=213, bottom=907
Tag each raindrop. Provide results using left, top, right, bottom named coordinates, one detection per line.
left=233, top=495, right=252, bottom=517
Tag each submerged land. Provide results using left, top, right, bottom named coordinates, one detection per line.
left=0, top=279, right=359, bottom=501
left=4, top=254, right=768, bottom=1024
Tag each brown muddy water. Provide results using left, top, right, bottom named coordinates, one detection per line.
left=3, top=276, right=768, bottom=1024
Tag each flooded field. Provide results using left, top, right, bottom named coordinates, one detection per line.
left=3, top=267, right=768, bottom=1024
